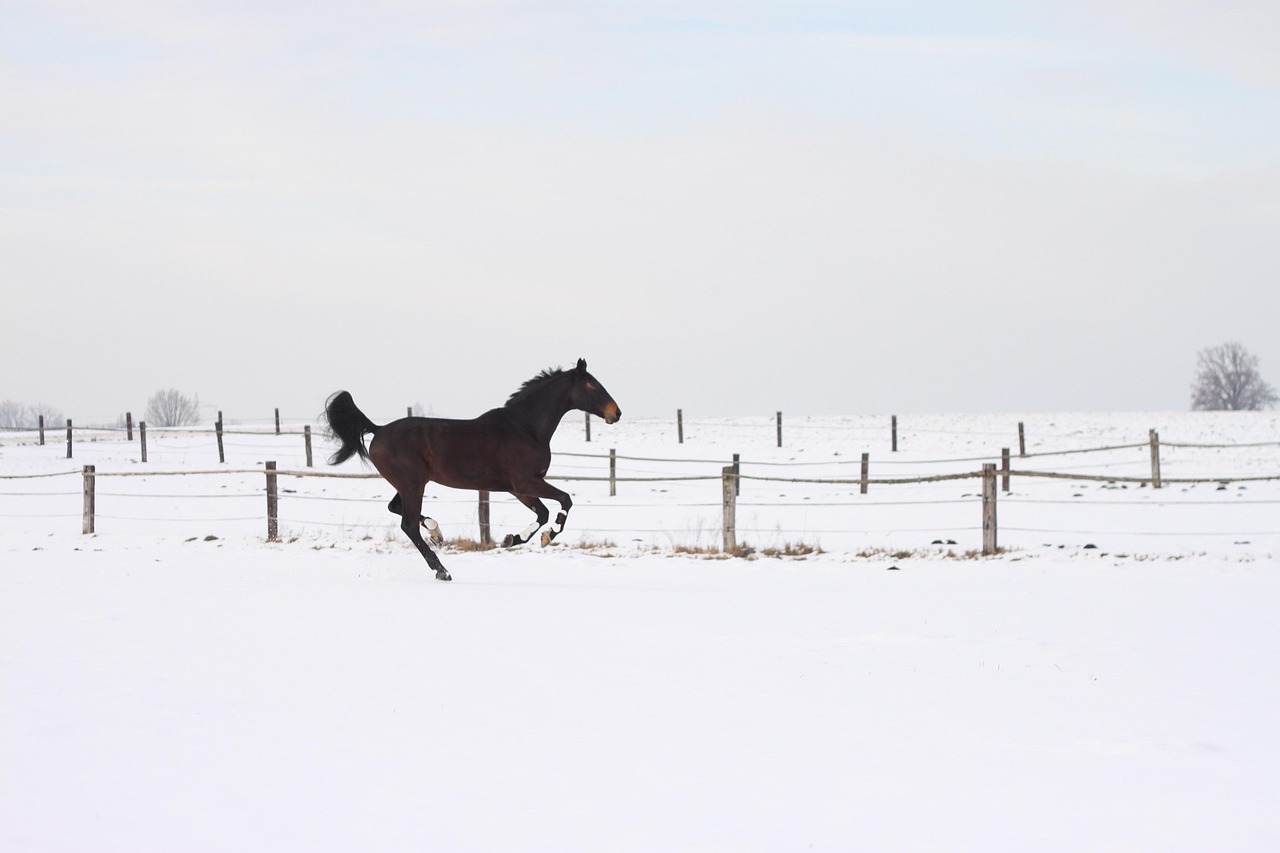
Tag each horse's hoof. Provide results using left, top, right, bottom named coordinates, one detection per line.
left=540, top=531, right=553, bottom=547
left=502, top=534, right=519, bottom=548
left=435, top=569, right=452, bottom=582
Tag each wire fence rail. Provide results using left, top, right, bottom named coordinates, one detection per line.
left=6, top=457, right=1280, bottom=556
left=4, top=413, right=1280, bottom=554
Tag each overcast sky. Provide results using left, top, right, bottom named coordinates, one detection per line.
left=3, top=1, right=1278, bottom=423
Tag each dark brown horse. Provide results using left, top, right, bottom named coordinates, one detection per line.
left=324, top=359, right=620, bottom=581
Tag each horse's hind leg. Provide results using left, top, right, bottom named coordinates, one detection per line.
left=388, top=493, right=443, bottom=546
left=394, top=489, right=451, bottom=581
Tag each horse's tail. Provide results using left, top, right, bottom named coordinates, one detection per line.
left=324, top=391, right=381, bottom=465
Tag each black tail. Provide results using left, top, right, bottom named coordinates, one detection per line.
left=324, top=391, right=381, bottom=465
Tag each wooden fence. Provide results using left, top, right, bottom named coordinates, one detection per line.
left=6, top=413, right=1280, bottom=556
left=63, top=440, right=1280, bottom=556
left=20, top=408, right=983, bottom=460
left=71, top=461, right=1012, bottom=553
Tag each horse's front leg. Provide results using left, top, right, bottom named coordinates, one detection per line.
left=535, top=483, right=573, bottom=547
left=504, top=493, right=549, bottom=548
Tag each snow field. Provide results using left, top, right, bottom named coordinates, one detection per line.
left=3, top=411, right=1279, bottom=850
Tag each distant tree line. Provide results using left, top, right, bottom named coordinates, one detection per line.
left=0, top=400, right=65, bottom=430
left=0, top=389, right=202, bottom=430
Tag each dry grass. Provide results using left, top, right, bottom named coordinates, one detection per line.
left=760, top=541, right=823, bottom=559
left=442, top=536, right=619, bottom=554
left=444, top=536, right=499, bottom=553
left=852, top=546, right=1004, bottom=560
left=574, top=536, right=619, bottom=552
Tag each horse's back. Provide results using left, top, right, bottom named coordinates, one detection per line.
left=368, top=410, right=545, bottom=491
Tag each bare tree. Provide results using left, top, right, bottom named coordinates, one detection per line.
left=1191, top=342, right=1277, bottom=411
left=26, top=403, right=65, bottom=428
left=145, top=388, right=202, bottom=426
left=0, top=399, right=24, bottom=430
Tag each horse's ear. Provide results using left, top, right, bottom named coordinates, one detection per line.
left=576, top=358, right=587, bottom=372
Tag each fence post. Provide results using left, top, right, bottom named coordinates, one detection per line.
left=585, top=412, right=591, bottom=442
left=732, top=452, right=741, bottom=497
left=407, top=406, right=413, bottom=419
left=982, top=463, right=998, bottom=555
left=1017, top=422, right=1026, bottom=457
left=275, top=408, right=281, bottom=435
left=891, top=415, right=898, bottom=452
left=1149, top=429, right=1162, bottom=489
left=609, top=449, right=616, bottom=497
left=66, top=419, right=73, bottom=459
left=860, top=452, right=870, bottom=495
left=82, top=465, right=95, bottom=534
left=722, top=466, right=737, bottom=554
left=126, top=412, right=133, bottom=442
left=139, top=421, right=147, bottom=463
left=304, top=425, right=314, bottom=467
left=478, top=490, right=492, bottom=545
left=677, top=409, right=684, bottom=444
left=216, top=413, right=225, bottom=463
left=776, top=411, right=782, bottom=448
left=265, top=461, right=279, bottom=541
left=38, top=414, right=45, bottom=445
left=1001, top=447, right=1011, bottom=492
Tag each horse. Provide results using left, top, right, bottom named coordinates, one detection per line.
left=323, top=358, right=621, bottom=581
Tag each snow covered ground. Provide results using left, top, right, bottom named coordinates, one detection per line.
left=3, top=412, right=1279, bottom=850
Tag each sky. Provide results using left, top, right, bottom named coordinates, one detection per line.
left=2, top=1, right=1278, bottom=423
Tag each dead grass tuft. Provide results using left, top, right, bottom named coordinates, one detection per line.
left=445, top=537, right=499, bottom=553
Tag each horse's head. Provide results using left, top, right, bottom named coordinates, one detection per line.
left=572, top=358, right=621, bottom=424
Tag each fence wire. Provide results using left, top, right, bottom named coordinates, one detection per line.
left=4, top=418, right=1280, bottom=551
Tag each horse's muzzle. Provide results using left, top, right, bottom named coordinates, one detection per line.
left=603, top=402, right=621, bottom=424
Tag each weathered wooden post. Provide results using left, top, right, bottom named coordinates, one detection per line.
left=1017, top=422, right=1026, bottom=457
left=1001, top=448, right=1011, bottom=492
left=38, top=414, right=45, bottom=445
left=216, top=412, right=225, bottom=463
left=585, top=412, right=591, bottom=443
left=1149, top=429, right=1162, bottom=489
left=677, top=409, right=684, bottom=444
left=265, top=461, right=279, bottom=541
left=860, top=452, right=870, bottom=495
left=609, top=448, right=617, bottom=497
left=139, top=421, right=147, bottom=463
left=776, top=412, right=783, bottom=448
left=304, top=425, right=314, bottom=467
left=66, top=419, right=73, bottom=459
left=722, top=466, right=737, bottom=554
left=275, top=408, right=281, bottom=435
left=126, top=412, right=133, bottom=441
left=82, top=465, right=95, bottom=535
left=982, top=463, right=998, bottom=555
left=478, top=490, right=492, bottom=545
left=891, top=415, right=898, bottom=452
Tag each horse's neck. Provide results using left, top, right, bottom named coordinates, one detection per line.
left=508, top=384, right=573, bottom=442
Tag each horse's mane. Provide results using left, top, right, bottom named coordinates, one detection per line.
left=505, top=366, right=568, bottom=407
